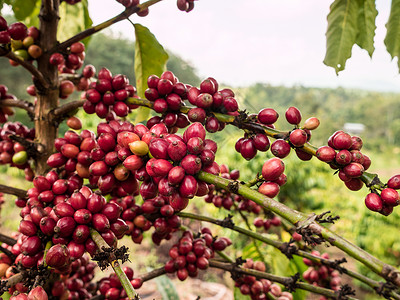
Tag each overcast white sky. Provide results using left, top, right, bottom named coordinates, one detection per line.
left=82, top=1, right=400, bottom=92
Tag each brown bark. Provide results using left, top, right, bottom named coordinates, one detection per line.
left=34, top=0, right=60, bottom=174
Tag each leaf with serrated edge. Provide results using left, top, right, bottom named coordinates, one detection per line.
left=134, top=23, right=168, bottom=123
left=57, top=0, right=92, bottom=46
left=355, top=0, right=377, bottom=57
left=384, top=0, right=400, bottom=71
left=324, top=0, right=360, bottom=74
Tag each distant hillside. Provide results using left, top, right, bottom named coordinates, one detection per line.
left=236, top=83, right=400, bottom=150
left=0, top=32, right=399, bottom=150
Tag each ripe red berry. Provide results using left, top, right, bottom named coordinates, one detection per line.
left=388, top=175, right=400, bottom=190
left=258, top=108, right=279, bottom=124
left=285, top=106, right=301, bottom=125
left=262, top=158, right=285, bottom=181
left=380, top=188, right=399, bottom=206
left=365, top=193, right=383, bottom=212
left=316, top=146, right=336, bottom=162
left=289, top=129, right=307, bottom=147
left=271, top=139, right=291, bottom=158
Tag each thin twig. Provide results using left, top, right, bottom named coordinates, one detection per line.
left=52, top=0, right=164, bottom=52
left=0, top=184, right=27, bottom=199
left=0, top=233, right=17, bottom=246
left=138, top=267, right=166, bottom=282
left=5, top=52, right=48, bottom=89
left=0, top=98, right=35, bottom=117
left=52, top=99, right=85, bottom=118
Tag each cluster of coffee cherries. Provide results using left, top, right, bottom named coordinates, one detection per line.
left=236, top=106, right=319, bottom=161
left=0, top=121, right=35, bottom=180
left=145, top=71, right=237, bottom=133
left=0, top=252, right=11, bottom=278
left=17, top=173, right=131, bottom=271
left=46, top=124, right=140, bottom=197
left=165, top=229, right=231, bottom=281
left=115, top=0, right=149, bottom=16
left=235, top=259, right=293, bottom=300
left=185, top=77, right=238, bottom=132
left=98, top=266, right=138, bottom=299
left=258, top=157, right=286, bottom=199
left=8, top=286, right=48, bottom=300
left=253, top=215, right=281, bottom=231
left=82, top=68, right=138, bottom=118
left=302, top=251, right=341, bottom=297
left=134, top=195, right=182, bottom=245
left=50, top=42, right=86, bottom=74
left=26, top=64, right=96, bottom=101
left=316, top=131, right=370, bottom=191
left=60, top=254, right=98, bottom=300
left=364, top=174, right=400, bottom=216
left=0, top=17, right=42, bottom=63
left=203, top=164, right=263, bottom=214
left=235, top=132, right=270, bottom=161
left=0, top=84, right=16, bottom=123
left=204, top=165, right=240, bottom=210
left=176, top=0, right=196, bottom=12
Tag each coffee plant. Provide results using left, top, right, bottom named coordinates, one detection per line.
left=0, top=0, right=399, bottom=299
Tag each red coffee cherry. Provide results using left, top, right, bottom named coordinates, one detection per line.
left=365, top=193, right=383, bottom=212
left=289, top=129, right=307, bottom=147
left=316, top=146, right=336, bottom=162
left=380, top=188, right=399, bottom=206
left=285, top=106, right=301, bottom=125
left=271, top=139, right=291, bottom=158
left=262, top=158, right=285, bottom=181
left=258, top=108, right=279, bottom=124
left=388, top=175, right=400, bottom=190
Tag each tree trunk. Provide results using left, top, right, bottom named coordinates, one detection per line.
left=34, top=0, right=60, bottom=174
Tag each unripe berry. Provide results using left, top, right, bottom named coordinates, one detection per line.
left=303, top=117, right=320, bottom=130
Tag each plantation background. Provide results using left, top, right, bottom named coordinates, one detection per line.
left=1, top=28, right=400, bottom=299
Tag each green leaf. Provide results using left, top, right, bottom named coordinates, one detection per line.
left=355, top=0, right=377, bottom=57
left=21, top=0, right=41, bottom=28
left=9, top=0, right=39, bottom=21
left=324, top=0, right=360, bottom=74
left=2, top=292, right=11, bottom=300
left=134, top=23, right=168, bottom=123
left=57, top=0, right=93, bottom=46
left=384, top=0, right=400, bottom=71
left=154, top=273, right=179, bottom=300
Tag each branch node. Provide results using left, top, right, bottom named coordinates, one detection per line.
left=336, top=284, right=356, bottom=299
left=217, top=214, right=235, bottom=229
left=285, top=273, right=300, bottom=292
left=296, top=219, right=324, bottom=246
left=315, top=211, right=340, bottom=224
left=227, top=181, right=239, bottom=194
left=278, top=241, right=298, bottom=259
left=375, top=281, right=397, bottom=299
left=324, top=258, right=347, bottom=274
left=234, top=257, right=247, bottom=266
left=92, top=245, right=130, bottom=270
